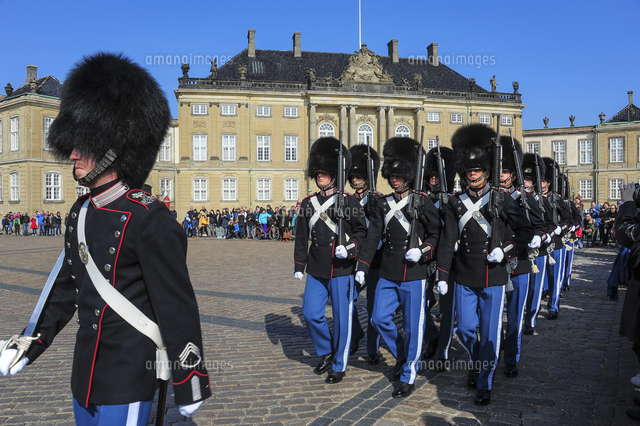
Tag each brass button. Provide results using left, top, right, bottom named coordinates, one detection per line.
left=74, top=304, right=78, bottom=308
left=68, top=259, right=73, bottom=265
left=68, top=226, right=74, bottom=233
left=71, top=212, right=77, bottom=219
left=402, top=246, right=406, bottom=249
left=105, top=264, right=111, bottom=272
left=109, top=247, right=116, bottom=255
left=466, top=249, right=470, bottom=253
left=483, top=249, right=487, bottom=253
left=66, top=242, right=71, bottom=248
left=114, top=231, right=121, bottom=238
left=77, top=318, right=80, bottom=324
left=71, top=275, right=76, bottom=280
left=76, top=288, right=79, bottom=294
left=94, top=309, right=100, bottom=317
left=92, top=324, right=98, bottom=330
left=120, top=215, right=127, bottom=222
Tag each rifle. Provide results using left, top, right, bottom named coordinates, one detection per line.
left=408, top=126, right=426, bottom=250
left=336, top=132, right=347, bottom=246
left=509, top=129, right=529, bottom=219
left=489, top=116, right=503, bottom=252
left=534, top=155, right=545, bottom=215
left=435, top=136, right=449, bottom=215
left=366, top=136, right=376, bottom=217
left=550, top=161, right=559, bottom=226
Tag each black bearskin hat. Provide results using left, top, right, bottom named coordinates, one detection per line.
left=542, top=157, right=561, bottom=191
left=348, top=144, right=380, bottom=186
left=451, top=123, right=496, bottom=185
left=522, top=153, right=546, bottom=184
left=381, top=137, right=423, bottom=185
left=500, top=135, right=523, bottom=173
left=425, top=146, right=457, bottom=192
left=47, top=53, right=171, bottom=189
left=307, top=137, right=351, bottom=179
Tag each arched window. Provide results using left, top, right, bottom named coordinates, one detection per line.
left=318, top=122, right=335, bottom=137
left=358, top=124, right=374, bottom=146
left=395, top=124, right=410, bottom=138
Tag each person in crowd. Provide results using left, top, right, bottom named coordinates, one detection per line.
left=13, top=213, right=21, bottom=236
left=221, top=208, right=231, bottom=239
left=182, top=213, right=192, bottom=237
left=30, top=214, right=38, bottom=236
left=198, top=206, right=209, bottom=237
left=21, top=212, right=30, bottom=236
left=258, top=208, right=270, bottom=239
left=237, top=210, right=246, bottom=239
left=246, top=208, right=256, bottom=239
left=55, top=211, right=63, bottom=236
left=603, top=204, right=618, bottom=246
left=208, top=208, right=216, bottom=238
left=583, top=213, right=596, bottom=247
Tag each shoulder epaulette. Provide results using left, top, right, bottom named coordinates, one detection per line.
left=127, top=189, right=157, bottom=209
left=303, top=193, right=316, bottom=201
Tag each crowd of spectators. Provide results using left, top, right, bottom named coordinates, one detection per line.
left=172, top=204, right=300, bottom=241
left=1, top=211, right=65, bottom=236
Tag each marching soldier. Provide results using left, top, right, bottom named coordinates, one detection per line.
left=347, top=144, right=384, bottom=365
left=356, top=137, right=441, bottom=398
left=541, top=158, right=574, bottom=320
left=294, top=137, right=367, bottom=384
left=436, top=124, right=533, bottom=405
left=497, top=136, right=547, bottom=378
left=522, top=153, right=556, bottom=335
left=562, top=182, right=583, bottom=292
left=422, top=146, right=457, bottom=370
left=0, top=53, right=211, bottom=424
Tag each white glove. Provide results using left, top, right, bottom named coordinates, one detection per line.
left=528, top=235, right=541, bottom=249
left=405, top=248, right=421, bottom=263
left=437, top=281, right=448, bottom=295
left=570, top=225, right=576, bottom=232
left=544, top=233, right=552, bottom=244
left=179, top=401, right=203, bottom=417
left=377, top=240, right=383, bottom=250
left=554, top=226, right=562, bottom=235
left=294, top=272, right=304, bottom=280
left=0, top=349, right=28, bottom=376
left=487, top=248, right=504, bottom=263
left=355, top=271, right=365, bottom=284
left=335, top=245, right=348, bottom=259
left=454, top=241, right=459, bottom=252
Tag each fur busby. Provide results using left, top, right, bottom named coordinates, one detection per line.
left=307, top=137, right=351, bottom=179
left=542, top=157, right=561, bottom=192
left=47, top=52, right=171, bottom=189
left=451, top=123, right=496, bottom=184
left=381, top=137, right=423, bottom=185
left=522, top=153, right=546, bottom=184
left=500, top=135, right=523, bottom=173
left=348, top=144, right=380, bottom=186
left=425, top=146, right=457, bottom=192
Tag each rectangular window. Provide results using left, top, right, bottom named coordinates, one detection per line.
left=193, top=178, right=208, bottom=201
left=579, top=140, right=593, bottom=164
left=285, top=179, right=299, bottom=201
left=256, top=106, right=271, bottom=117
left=450, top=113, right=463, bottom=124
left=526, top=142, right=539, bottom=154
left=427, top=112, right=439, bottom=122
left=610, top=178, right=624, bottom=200
left=0, top=174, right=2, bottom=201
left=553, top=141, right=566, bottom=165
left=610, top=137, right=624, bottom=163
left=479, top=114, right=491, bottom=124
left=44, top=117, right=54, bottom=150
left=10, top=172, right=18, bottom=201
left=10, top=117, right=18, bottom=151
left=193, top=134, right=207, bottom=161
left=284, top=136, right=298, bottom=162
left=192, top=104, right=207, bottom=115
left=257, top=178, right=271, bottom=201
left=501, top=115, right=513, bottom=126
left=0, top=119, right=3, bottom=153
left=222, top=178, right=237, bottom=201
left=45, top=173, right=61, bottom=201
left=159, top=135, right=171, bottom=161
left=579, top=179, right=593, bottom=200
left=427, top=139, right=438, bottom=150
left=222, top=135, right=236, bottom=161
left=221, top=104, right=236, bottom=115
left=257, top=135, right=271, bottom=161
left=284, top=107, right=298, bottom=117
left=160, top=178, right=172, bottom=200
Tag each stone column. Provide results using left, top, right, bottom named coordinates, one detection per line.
left=308, top=103, right=317, bottom=146
left=413, top=107, right=423, bottom=138
left=349, top=105, right=357, bottom=147
left=377, top=106, right=387, bottom=153
left=387, top=107, right=396, bottom=140
left=339, top=105, right=348, bottom=142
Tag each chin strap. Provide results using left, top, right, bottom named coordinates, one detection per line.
left=467, top=170, right=488, bottom=184
left=318, top=177, right=336, bottom=191
left=500, top=173, right=515, bottom=185
left=394, top=180, right=410, bottom=193
left=73, top=149, right=117, bottom=185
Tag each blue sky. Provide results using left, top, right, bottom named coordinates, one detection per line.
left=2, top=0, right=638, bottom=129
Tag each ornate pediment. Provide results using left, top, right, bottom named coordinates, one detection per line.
left=340, top=45, right=394, bottom=84
left=356, top=113, right=375, bottom=124
left=317, top=113, right=337, bottom=124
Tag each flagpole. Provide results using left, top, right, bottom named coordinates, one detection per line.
left=358, top=0, right=361, bottom=48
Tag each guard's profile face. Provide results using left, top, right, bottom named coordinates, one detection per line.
left=351, top=176, right=366, bottom=188
left=316, top=172, right=332, bottom=188
left=69, top=149, right=96, bottom=180
left=390, top=175, right=405, bottom=189
left=429, top=175, right=440, bottom=186
left=465, top=169, right=487, bottom=189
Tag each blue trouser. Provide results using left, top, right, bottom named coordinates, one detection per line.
left=525, top=255, right=547, bottom=328
left=73, top=397, right=152, bottom=426
left=372, top=277, right=426, bottom=385
left=562, top=242, right=575, bottom=289
left=547, top=247, right=566, bottom=313
left=302, top=274, right=355, bottom=372
left=352, top=268, right=381, bottom=356
left=455, top=284, right=505, bottom=391
left=39, top=223, right=44, bottom=235
left=504, top=274, right=529, bottom=365
left=22, top=223, right=28, bottom=235
left=423, top=271, right=457, bottom=360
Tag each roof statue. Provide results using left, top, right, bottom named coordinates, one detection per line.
left=340, top=45, right=394, bottom=84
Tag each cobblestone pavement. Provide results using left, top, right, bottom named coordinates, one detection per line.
left=0, top=236, right=638, bottom=425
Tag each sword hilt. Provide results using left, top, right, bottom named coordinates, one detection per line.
left=0, top=334, right=39, bottom=371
